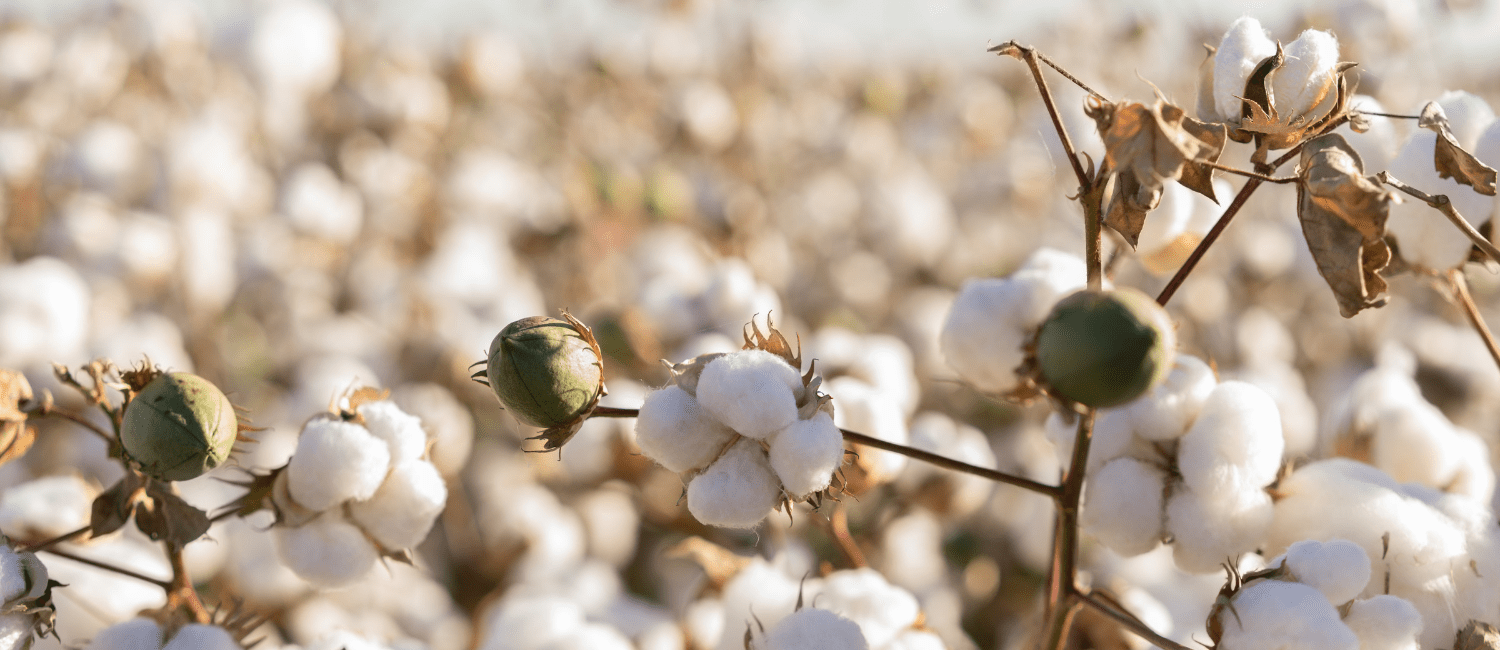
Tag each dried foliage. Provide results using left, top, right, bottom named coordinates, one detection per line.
left=1087, top=99, right=1223, bottom=247
left=1295, top=134, right=1399, bottom=317
left=1419, top=102, right=1499, bottom=196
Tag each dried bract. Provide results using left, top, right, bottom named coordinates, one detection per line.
left=1419, top=101, right=1499, bottom=197
left=1295, top=133, right=1399, bottom=317
left=1088, top=99, right=1223, bottom=246
left=1455, top=620, right=1500, bottom=650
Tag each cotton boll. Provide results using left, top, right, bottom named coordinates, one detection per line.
left=829, top=376, right=909, bottom=487
left=1126, top=354, right=1217, bottom=441
left=85, top=618, right=163, bottom=650
left=1271, top=30, right=1340, bottom=120
left=251, top=0, right=342, bottom=96
left=358, top=400, right=429, bottom=462
left=1341, top=595, right=1421, bottom=650
left=347, top=458, right=447, bottom=550
left=1082, top=457, right=1166, bottom=556
left=768, top=412, right=844, bottom=498
left=1385, top=130, right=1493, bottom=270
left=754, top=608, right=868, bottom=650
left=0, top=257, right=92, bottom=371
left=276, top=512, right=379, bottom=587
left=1166, top=486, right=1273, bottom=574
left=686, top=439, right=781, bottom=529
left=1217, top=580, right=1359, bottom=650
left=574, top=488, right=640, bottom=568
left=1477, top=121, right=1500, bottom=223
left=477, top=595, right=586, bottom=650
left=0, top=474, right=98, bottom=540
left=813, top=569, right=920, bottom=648
left=635, top=385, right=738, bottom=473
left=1044, top=409, right=1133, bottom=474
left=685, top=598, right=725, bottom=650
left=696, top=350, right=801, bottom=439
left=1370, top=401, right=1460, bottom=488
left=163, top=625, right=241, bottom=650
left=1176, top=381, right=1283, bottom=497
left=0, top=614, right=33, bottom=650
left=286, top=417, right=393, bottom=511
left=718, top=559, right=800, bottom=650
left=1213, top=17, right=1277, bottom=123
left=1279, top=539, right=1371, bottom=606
left=878, top=508, right=947, bottom=595
left=1446, top=428, right=1496, bottom=504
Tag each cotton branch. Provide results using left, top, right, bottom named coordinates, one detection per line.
left=1377, top=172, right=1500, bottom=265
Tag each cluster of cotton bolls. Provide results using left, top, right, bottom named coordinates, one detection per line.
left=271, top=394, right=447, bottom=587
left=1046, top=355, right=1286, bottom=573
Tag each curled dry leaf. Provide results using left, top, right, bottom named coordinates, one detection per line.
left=1088, top=98, right=1222, bottom=247
left=1296, top=133, right=1399, bottom=318
left=0, top=371, right=35, bottom=469
left=1455, top=620, right=1500, bottom=650
left=1418, top=102, right=1499, bottom=196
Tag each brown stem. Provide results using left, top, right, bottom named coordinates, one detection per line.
left=826, top=503, right=867, bottom=569
left=1077, top=590, right=1194, bottom=650
left=1448, top=269, right=1500, bottom=374
left=586, top=407, right=1061, bottom=497
left=840, top=428, right=1061, bottom=498
left=31, top=408, right=114, bottom=444
left=1199, top=161, right=1297, bottom=184
left=1041, top=410, right=1095, bottom=650
left=14, top=525, right=90, bottom=553
left=164, top=542, right=211, bottom=623
left=1379, top=172, right=1500, bottom=265
left=38, top=547, right=171, bottom=589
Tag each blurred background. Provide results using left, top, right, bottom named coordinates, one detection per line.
left=3, top=0, right=1500, bottom=648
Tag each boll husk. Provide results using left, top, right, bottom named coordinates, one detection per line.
left=120, top=371, right=239, bottom=482
left=1034, top=287, right=1176, bottom=408
left=477, top=313, right=605, bottom=452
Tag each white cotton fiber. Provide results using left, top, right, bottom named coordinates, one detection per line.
left=1213, top=17, right=1277, bottom=123
left=1165, top=486, right=1273, bottom=574
left=0, top=549, right=27, bottom=603
left=756, top=608, right=868, bottom=650
left=1385, top=130, right=1493, bottom=270
left=884, top=630, right=947, bottom=650
left=814, top=568, right=920, bottom=648
left=696, top=350, right=802, bottom=439
left=1342, top=595, right=1422, bottom=650
left=1082, top=457, right=1166, bottom=556
left=1447, top=428, right=1496, bottom=503
left=274, top=512, right=379, bottom=587
left=478, top=595, right=585, bottom=650
left=829, top=376, right=909, bottom=484
left=635, top=385, right=739, bottom=472
left=1125, top=354, right=1217, bottom=441
left=1433, top=90, right=1496, bottom=149
left=1044, top=410, right=1132, bottom=475
left=287, top=417, right=392, bottom=511
left=1371, top=401, right=1460, bottom=489
left=1217, top=580, right=1359, bottom=650
left=84, top=618, right=163, bottom=650
left=718, top=559, right=800, bottom=650
left=1176, top=381, right=1283, bottom=497
left=348, top=458, right=448, bottom=550
left=357, top=400, right=429, bottom=462
left=1271, top=30, right=1340, bottom=119
left=768, top=412, right=845, bottom=498
left=162, top=625, right=241, bottom=650
left=1279, top=539, right=1371, bottom=606
left=941, top=250, right=1084, bottom=395
left=687, top=438, right=782, bottom=528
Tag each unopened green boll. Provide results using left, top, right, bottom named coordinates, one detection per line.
left=120, top=373, right=238, bottom=482
left=486, top=316, right=604, bottom=429
left=1035, top=288, right=1176, bottom=408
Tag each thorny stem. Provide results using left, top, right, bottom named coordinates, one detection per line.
left=1447, top=269, right=1500, bottom=374
left=1155, top=116, right=1349, bottom=306
left=38, top=546, right=171, bottom=589
left=1378, top=172, right=1500, bottom=265
left=14, top=525, right=90, bottom=553
left=1076, top=590, right=1194, bottom=650
left=587, top=407, right=1061, bottom=497
left=1041, top=411, right=1095, bottom=650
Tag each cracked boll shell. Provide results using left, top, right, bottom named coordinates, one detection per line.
left=120, top=372, right=238, bottom=482
left=487, top=316, right=603, bottom=428
left=1036, top=288, right=1176, bottom=408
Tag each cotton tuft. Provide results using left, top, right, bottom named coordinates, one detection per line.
left=1270, top=30, right=1340, bottom=119
left=286, top=417, right=392, bottom=511
left=755, top=608, right=868, bottom=650
left=1341, top=595, right=1422, bottom=650
left=162, top=625, right=241, bottom=650
left=1217, top=580, right=1359, bottom=650
left=768, top=412, right=844, bottom=498
left=695, top=350, right=801, bottom=439
left=274, top=511, right=378, bottom=587
left=84, top=618, right=163, bottom=650
left=1176, top=381, right=1283, bottom=497
left=634, top=385, right=737, bottom=473
left=1279, top=538, right=1371, bottom=606
left=358, top=399, right=429, bottom=461
left=687, top=438, right=782, bottom=528
left=1212, top=17, right=1277, bottom=122
left=1125, top=354, right=1216, bottom=441
left=348, top=457, right=448, bottom=550
left=1082, top=457, right=1166, bottom=556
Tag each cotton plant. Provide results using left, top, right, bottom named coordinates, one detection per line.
left=1384, top=91, right=1498, bottom=270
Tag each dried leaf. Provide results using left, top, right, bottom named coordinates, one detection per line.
left=1296, top=133, right=1399, bottom=317
left=666, top=536, right=753, bottom=588
left=1105, top=172, right=1154, bottom=248
left=1455, top=620, right=1500, bottom=650
left=90, top=474, right=144, bottom=538
left=0, top=422, right=36, bottom=468
left=135, top=482, right=210, bottom=546
left=1418, top=101, right=1499, bottom=197
left=1179, top=117, right=1228, bottom=202
left=1088, top=99, right=1215, bottom=247
left=0, top=370, right=32, bottom=422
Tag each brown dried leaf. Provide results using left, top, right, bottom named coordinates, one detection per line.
left=0, top=370, right=32, bottom=422
left=1088, top=99, right=1215, bottom=247
left=0, top=422, right=36, bottom=468
left=1179, top=117, right=1228, bottom=202
left=90, top=474, right=145, bottom=537
left=1105, top=172, right=1153, bottom=248
left=1418, top=102, right=1499, bottom=197
left=1296, top=133, right=1399, bottom=317
left=1455, top=620, right=1500, bottom=650
left=135, top=481, right=210, bottom=546
left=666, top=536, right=753, bottom=588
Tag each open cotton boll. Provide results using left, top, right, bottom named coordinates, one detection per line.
left=478, top=595, right=585, bottom=650
left=1125, top=354, right=1217, bottom=441
left=1271, top=30, right=1340, bottom=119
left=347, top=458, right=447, bottom=550
left=1277, top=539, right=1371, bottom=606
left=635, top=385, right=738, bottom=473
left=1082, top=457, right=1166, bottom=556
left=1370, top=401, right=1460, bottom=488
left=1212, top=17, right=1277, bottom=123
left=275, top=512, right=379, bottom=587
left=718, top=559, right=800, bottom=650
left=1017, top=247, right=1089, bottom=293
left=0, top=615, right=32, bottom=650
left=1165, top=486, right=1273, bottom=574
left=813, top=568, right=921, bottom=648
left=695, top=350, right=801, bottom=439
left=287, top=417, right=392, bottom=511
left=1176, top=381, right=1283, bottom=497
left=1385, top=130, right=1494, bottom=270
left=85, top=618, right=163, bottom=650
left=1341, top=595, right=1422, bottom=650
left=1044, top=409, right=1133, bottom=474
left=1217, top=580, right=1359, bottom=650
left=830, top=376, right=909, bottom=484
left=357, top=400, right=428, bottom=462
left=687, top=438, right=781, bottom=528
left=754, top=608, right=868, bottom=650
left=162, top=625, right=241, bottom=650
left=1447, top=428, right=1496, bottom=503
left=768, top=412, right=844, bottom=498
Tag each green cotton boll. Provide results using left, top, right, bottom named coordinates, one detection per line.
left=120, top=373, right=238, bottom=482
left=1036, top=288, right=1176, bottom=408
left=487, top=316, right=604, bottom=429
